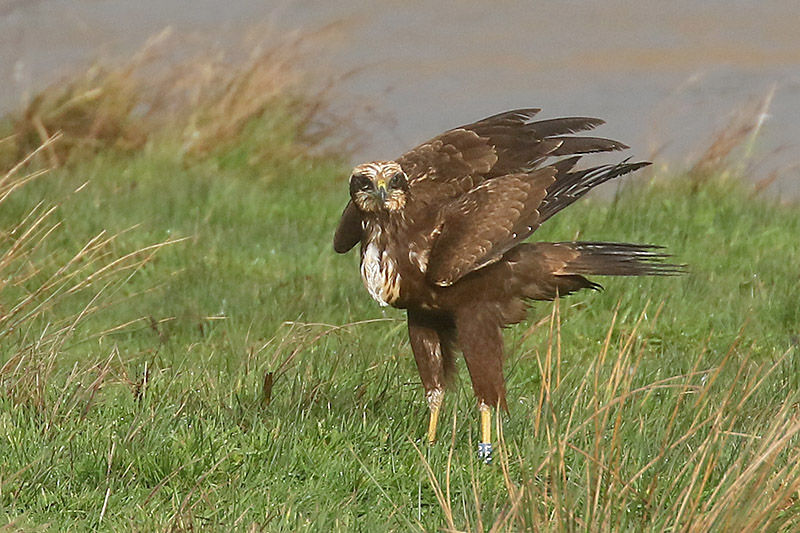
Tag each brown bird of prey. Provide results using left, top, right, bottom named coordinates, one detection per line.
left=333, top=108, right=680, bottom=463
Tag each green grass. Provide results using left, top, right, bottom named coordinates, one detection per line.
left=1, top=110, right=800, bottom=531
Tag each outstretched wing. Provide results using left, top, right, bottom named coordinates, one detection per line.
left=397, top=109, right=622, bottom=204
left=334, top=108, right=644, bottom=255
left=426, top=168, right=556, bottom=286
left=423, top=158, right=651, bottom=286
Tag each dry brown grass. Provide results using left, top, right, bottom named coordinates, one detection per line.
left=0, top=140, right=182, bottom=417
left=688, top=86, right=776, bottom=187
left=1, top=24, right=351, bottom=171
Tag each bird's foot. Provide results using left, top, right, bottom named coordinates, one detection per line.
left=426, top=389, right=444, bottom=444
left=478, top=442, right=493, bottom=465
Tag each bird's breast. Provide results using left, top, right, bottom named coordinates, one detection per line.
left=360, top=241, right=402, bottom=307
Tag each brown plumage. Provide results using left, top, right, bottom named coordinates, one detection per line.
left=333, top=108, right=682, bottom=462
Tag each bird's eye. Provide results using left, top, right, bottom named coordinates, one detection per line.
left=350, top=174, right=373, bottom=194
left=388, top=171, right=406, bottom=188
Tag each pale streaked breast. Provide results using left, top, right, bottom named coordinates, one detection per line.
left=360, top=241, right=402, bottom=306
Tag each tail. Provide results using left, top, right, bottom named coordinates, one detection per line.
left=508, top=241, right=685, bottom=302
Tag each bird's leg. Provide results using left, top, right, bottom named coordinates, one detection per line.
left=478, top=402, right=493, bottom=464
left=453, top=306, right=505, bottom=465
left=408, top=310, right=456, bottom=445
left=426, top=388, right=444, bottom=444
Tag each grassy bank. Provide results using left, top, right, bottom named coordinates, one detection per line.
left=1, top=43, right=800, bottom=532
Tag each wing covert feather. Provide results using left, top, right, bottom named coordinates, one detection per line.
left=398, top=129, right=498, bottom=183
left=427, top=168, right=556, bottom=286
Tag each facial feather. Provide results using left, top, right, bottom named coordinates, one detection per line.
left=350, top=161, right=408, bottom=213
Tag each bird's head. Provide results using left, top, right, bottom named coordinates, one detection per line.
left=349, top=161, right=409, bottom=213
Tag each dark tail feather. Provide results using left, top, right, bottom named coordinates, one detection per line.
left=560, top=242, right=686, bottom=277
left=508, top=242, right=685, bottom=303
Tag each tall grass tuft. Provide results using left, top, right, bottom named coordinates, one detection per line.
left=688, top=86, right=777, bottom=189
left=418, top=303, right=800, bottom=532
left=0, top=140, right=180, bottom=423
left=1, top=25, right=351, bottom=171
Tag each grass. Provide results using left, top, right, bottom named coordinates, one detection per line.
left=1, top=37, right=800, bottom=532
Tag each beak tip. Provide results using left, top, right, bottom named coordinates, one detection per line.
left=377, top=186, right=388, bottom=202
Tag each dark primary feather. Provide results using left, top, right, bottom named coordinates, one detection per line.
left=538, top=160, right=651, bottom=224
left=549, top=136, right=628, bottom=155
left=521, top=117, right=606, bottom=137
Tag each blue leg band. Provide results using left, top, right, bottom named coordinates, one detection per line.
left=478, top=442, right=493, bottom=464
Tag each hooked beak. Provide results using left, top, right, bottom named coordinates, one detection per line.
left=375, top=179, right=388, bottom=203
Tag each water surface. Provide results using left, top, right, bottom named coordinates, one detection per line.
left=3, top=0, right=798, bottom=193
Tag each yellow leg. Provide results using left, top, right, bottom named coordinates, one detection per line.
left=478, top=404, right=493, bottom=464
left=426, top=389, right=444, bottom=444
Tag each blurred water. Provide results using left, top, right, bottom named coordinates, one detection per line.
left=2, top=0, right=799, bottom=194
